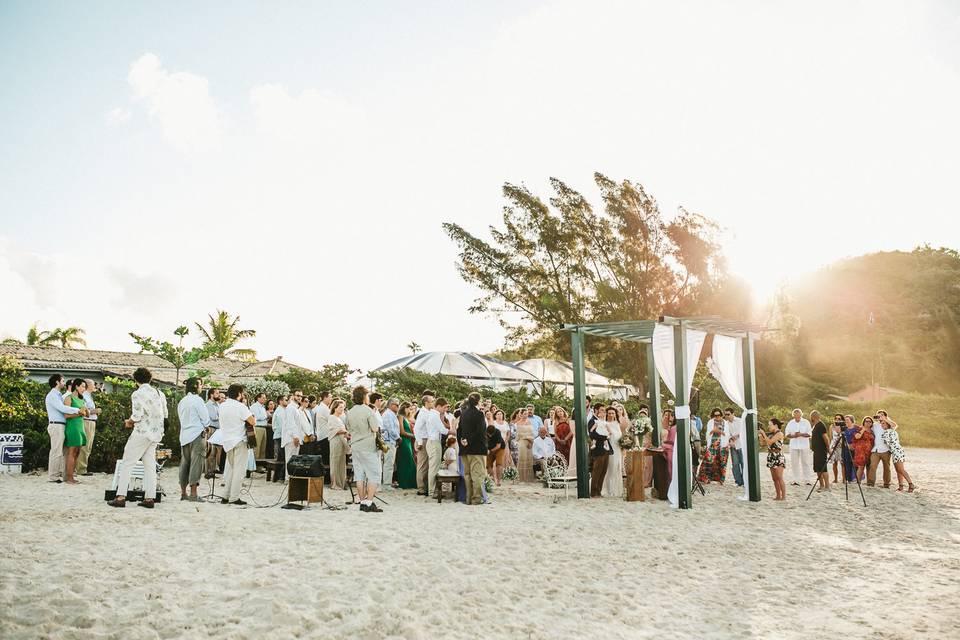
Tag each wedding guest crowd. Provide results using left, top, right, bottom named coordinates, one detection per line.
left=39, top=367, right=918, bottom=508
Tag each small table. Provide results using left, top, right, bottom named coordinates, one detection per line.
left=625, top=448, right=662, bottom=502
left=256, top=459, right=284, bottom=482
left=435, top=472, right=460, bottom=503
left=288, top=476, right=323, bottom=505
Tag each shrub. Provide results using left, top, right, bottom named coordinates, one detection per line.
left=0, top=357, right=184, bottom=473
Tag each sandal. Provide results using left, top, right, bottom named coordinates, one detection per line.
left=897, top=484, right=904, bottom=491
left=107, top=498, right=126, bottom=508
left=908, top=484, right=915, bottom=493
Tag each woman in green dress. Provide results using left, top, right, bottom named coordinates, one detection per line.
left=63, top=378, right=88, bottom=484
left=395, top=402, right=418, bottom=489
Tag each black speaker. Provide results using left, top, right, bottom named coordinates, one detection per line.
left=286, top=454, right=324, bottom=477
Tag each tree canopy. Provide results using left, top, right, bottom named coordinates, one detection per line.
left=2, top=323, right=87, bottom=348
left=195, top=310, right=257, bottom=361
left=784, top=246, right=960, bottom=395
left=444, top=173, right=749, bottom=385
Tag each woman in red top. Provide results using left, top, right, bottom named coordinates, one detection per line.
left=852, top=416, right=875, bottom=481
left=554, top=407, right=573, bottom=464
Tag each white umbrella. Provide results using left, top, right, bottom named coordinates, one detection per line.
left=511, top=358, right=633, bottom=399
left=371, top=351, right=537, bottom=390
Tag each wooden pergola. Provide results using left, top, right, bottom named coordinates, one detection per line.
left=561, top=316, right=767, bottom=508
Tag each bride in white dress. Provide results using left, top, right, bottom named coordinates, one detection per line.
left=601, top=407, right=623, bottom=498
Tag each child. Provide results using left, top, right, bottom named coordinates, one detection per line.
left=442, top=435, right=458, bottom=471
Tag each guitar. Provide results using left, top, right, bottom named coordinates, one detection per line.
left=245, top=422, right=258, bottom=448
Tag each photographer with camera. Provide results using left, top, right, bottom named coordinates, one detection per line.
left=810, top=411, right=830, bottom=492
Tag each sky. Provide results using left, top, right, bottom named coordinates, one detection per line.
left=1, top=0, right=959, bottom=372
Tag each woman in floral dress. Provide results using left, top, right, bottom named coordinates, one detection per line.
left=697, top=408, right=729, bottom=484
left=758, top=418, right=786, bottom=500
left=881, top=422, right=914, bottom=492
left=852, top=417, right=875, bottom=481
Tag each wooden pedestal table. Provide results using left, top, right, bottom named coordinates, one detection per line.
left=288, top=476, right=324, bottom=506
left=625, top=449, right=659, bottom=501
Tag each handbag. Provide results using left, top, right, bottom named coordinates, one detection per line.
left=375, top=429, right=389, bottom=454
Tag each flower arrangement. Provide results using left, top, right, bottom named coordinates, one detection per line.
left=483, top=475, right=495, bottom=492
left=501, top=466, right=518, bottom=481
left=621, top=415, right=653, bottom=451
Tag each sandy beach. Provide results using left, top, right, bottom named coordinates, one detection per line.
left=1, top=448, right=958, bottom=640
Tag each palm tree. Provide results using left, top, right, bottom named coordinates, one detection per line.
left=2, top=323, right=59, bottom=346
left=407, top=341, right=422, bottom=354
left=195, top=310, right=257, bottom=361
left=51, top=326, right=87, bottom=348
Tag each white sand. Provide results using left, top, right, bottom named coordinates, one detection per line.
left=1, top=448, right=958, bottom=639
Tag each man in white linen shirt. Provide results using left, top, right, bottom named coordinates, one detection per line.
left=272, top=394, right=288, bottom=483
left=531, top=425, right=556, bottom=477
left=213, top=384, right=256, bottom=505
left=786, top=409, right=813, bottom=486
left=422, top=396, right=449, bottom=497
left=108, top=367, right=167, bottom=509
left=177, top=377, right=210, bottom=501
left=314, top=390, right=332, bottom=480
left=282, top=394, right=308, bottom=466
left=867, top=409, right=897, bottom=488
left=724, top=408, right=745, bottom=488
left=204, top=388, right=223, bottom=478
left=249, top=393, right=269, bottom=460
left=413, top=395, right=432, bottom=495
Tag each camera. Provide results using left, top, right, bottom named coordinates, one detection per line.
left=834, top=419, right=843, bottom=427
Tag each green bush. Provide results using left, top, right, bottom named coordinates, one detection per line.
left=0, top=356, right=183, bottom=473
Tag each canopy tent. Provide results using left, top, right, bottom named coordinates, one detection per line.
left=560, top=316, right=768, bottom=508
left=510, top=358, right=635, bottom=400
left=371, top=351, right=538, bottom=391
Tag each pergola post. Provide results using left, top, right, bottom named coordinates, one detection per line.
left=571, top=329, right=590, bottom=499
left=742, top=334, right=761, bottom=502
left=645, top=342, right=661, bottom=446
left=673, top=323, right=693, bottom=509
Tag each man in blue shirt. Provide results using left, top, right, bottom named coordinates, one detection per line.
left=380, top=397, right=401, bottom=490
left=45, top=374, right=86, bottom=482
left=526, top=404, right=544, bottom=434
left=177, top=377, right=211, bottom=501
left=204, top=388, right=223, bottom=478
left=249, top=392, right=269, bottom=460
left=77, top=379, right=102, bottom=476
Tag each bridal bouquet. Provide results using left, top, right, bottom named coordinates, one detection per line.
left=621, top=415, right=653, bottom=451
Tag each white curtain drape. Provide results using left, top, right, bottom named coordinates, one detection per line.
left=708, top=334, right=753, bottom=501
left=653, top=324, right=706, bottom=508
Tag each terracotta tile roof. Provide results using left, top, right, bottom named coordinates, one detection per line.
left=0, top=345, right=315, bottom=385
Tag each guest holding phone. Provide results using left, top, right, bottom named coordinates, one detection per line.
left=758, top=418, right=786, bottom=500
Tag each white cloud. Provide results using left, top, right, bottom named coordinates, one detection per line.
left=250, top=84, right=363, bottom=146
left=126, top=53, right=221, bottom=152
left=105, top=106, right=131, bottom=126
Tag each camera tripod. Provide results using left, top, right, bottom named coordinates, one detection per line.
left=806, top=428, right=866, bottom=507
